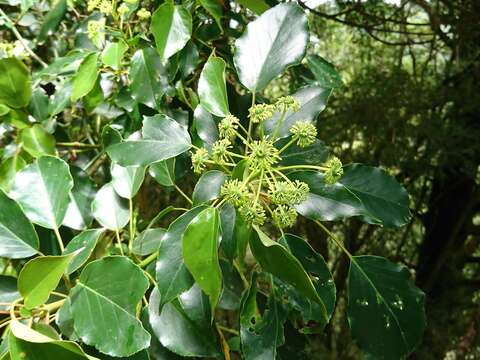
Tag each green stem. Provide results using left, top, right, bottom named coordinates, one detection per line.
left=276, top=164, right=329, bottom=172
left=44, top=299, right=65, bottom=313
left=139, top=251, right=158, bottom=268
left=270, top=108, right=287, bottom=141
left=278, top=138, right=296, bottom=154
left=53, top=226, right=64, bottom=253
left=0, top=8, right=47, bottom=67
left=173, top=183, right=193, bottom=205
left=217, top=324, right=239, bottom=336
left=115, top=230, right=124, bottom=256
left=314, top=220, right=353, bottom=259
left=128, top=198, right=134, bottom=254
left=57, top=142, right=100, bottom=148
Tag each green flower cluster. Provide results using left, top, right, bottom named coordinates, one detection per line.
left=190, top=98, right=343, bottom=229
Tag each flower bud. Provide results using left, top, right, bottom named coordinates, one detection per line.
left=324, top=156, right=343, bottom=184
left=212, top=138, right=231, bottom=164
left=248, top=103, right=276, bottom=124
left=272, top=205, right=297, bottom=229
left=289, top=121, right=317, bottom=148
left=221, top=179, right=250, bottom=207
left=247, top=139, right=280, bottom=170
left=137, top=8, right=151, bottom=19
left=191, top=148, right=209, bottom=174
left=218, top=114, right=239, bottom=139
left=239, top=202, right=266, bottom=226
left=276, top=96, right=300, bottom=112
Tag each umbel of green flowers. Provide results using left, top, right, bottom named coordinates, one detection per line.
left=192, top=96, right=343, bottom=230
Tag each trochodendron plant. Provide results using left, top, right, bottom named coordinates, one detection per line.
left=0, top=1, right=426, bottom=359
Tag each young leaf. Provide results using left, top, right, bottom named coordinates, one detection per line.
left=192, top=170, right=227, bottom=205
left=101, top=40, right=128, bottom=70
left=347, top=255, right=426, bottom=359
left=18, top=254, right=73, bottom=309
left=69, top=256, right=150, bottom=357
left=0, top=189, right=39, bottom=259
left=110, top=163, right=145, bottom=199
left=182, top=207, right=222, bottom=314
left=71, top=52, right=99, bottom=102
left=10, top=156, right=73, bottom=229
left=62, top=228, right=105, bottom=275
left=0, top=58, right=31, bottom=108
left=234, top=3, right=308, bottom=92
left=129, top=47, right=167, bottom=109
left=198, top=56, right=229, bottom=117
left=150, top=3, right=192, bottom=62
left=9, top=320, right=96, bottom=360
left=91, top=183, right=129, bottom=230
left=250, top=226, right=327, bottom=321
left=148, top=286, right=220, bottom=357
left=240, top=273, right=286, bottom=360
left=20, top=124, right=56, bottom=158
left=156, top=206, right=206, bottom=306
left=107, top=115, right=191, bottom=167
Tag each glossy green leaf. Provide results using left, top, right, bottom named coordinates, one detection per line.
left=182, top=207, right=222, bottom=314
left=178, top=41, right=200, bottom=78
left=63, top=167, right=97, bottom=231
left=29, top=88, right=49, bottom=121
left=219, top=203, right=236, bottom=260
left=37, top=0, right=67, bottom=43
left=156, top=206, right=206, bottom=306
left=71, top=52, right=99, bottom=102
left=18, top=254, right=73, bottom=308
left=265, top=86, right=331, bottom=138
left=236, top=0, right=269, bottom=14
left=199, top=0, right=223, bottom=30
left=307, top=55, right=343, bottom=89
left=234, top=3, right=308, bottom=92
left=198, top=56, right=229, bottom=117
left=250, top=227, right=327, bottom=319
left=101, top=40, right=128, bottom=70
left=63, top=228, right=105, bottom=275
left=0, top=276, right=20, bottom=311
left=291, top=164, right=411, bottom=227
left=10, top=156, right=73, bottom=229
left=0, top=189, right=39, bottom=259
left=218, top=259, right=242, bottom=310
left=101, top=124, right=122, bottom=148
left=129, top=47, right=167, bottom=109
left=148, top=286, right=220, bottom=357
left=133, top=228, right=165, bottom=256
left=150, top=3, right=192, bottom=62
left=34, top=51, right=88, bottom=81
left=91, top=182, right=129, bottom=230
left=277, top=234, right=336, bottom=329
left=20, top=124, right=56, bottom=158
left=347, top=255, right=426, bottom=359
left=149, top=158, right=176, bottom=187
left=9, top=320, right=96, bottom=360
left=48, top=80, right=72, bottom=116
left=240, top=273, right=285, bottom=360
left=69, top=256, right=150, bottom=357
left=278, top=138, right=329, bottom=166
left=0, top=58, right=31, bottom=108
left=0, top=156, right=26, bottom=193
left=111, top=163, right=145, bottom=199
left=55, top=298, right=77, bottom=341
left=192, top=170, right=226, bottom=205
left=107, top=115, right=191, bottom=167
left=193, top=104, right=218, bottom=148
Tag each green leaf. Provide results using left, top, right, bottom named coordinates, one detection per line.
left=34, top=51, right=88, bottom=82
left=0, top=189, right=39, bottom=259
left=240, top=273, right=285, bottom=360
left=250, top=227, right=327, bottom=320
left=277, top=234, right=336, bottom=329
left=178, top=41, right=200, bottom=78
left=111, top=163, right=145, bottom=199
left=219, top=203, right=236, bottom=260
left=199, top=0, right=223, bottom=31
left=0, top=156, right=26, bottom=193
left=48, top=80, right=72, bottom=116
left=63, top=228, right=105, bottom=275
left=0, top=58, right=31, bottom=108
left=0, top=276, right=20, bottom=311
left=156, top=206, right=206, bottom=306
left=193, top=104, right=218, bottom=148
left=37, top=0, right=67, bottom=43
left=20, top=124, right=56, bottom=158
left=29, top=88, right=49, bottom=122
left=307, top=55, right=343, bottom=89
left=278, top=138, right=329, bottom=166
left=101, top=40, right=128, bottom=70
left=192, top=170, right=226, bottom=205
left=198, top=56, right=229, bottom=117
left=10, top=156, right=73, bottom=229
left=133, top=228, right=165, bottom=256
left=71, top=52, right=99, bottom=102
left=149, top=158, right=176, bottom=187
left=91, top=183, right=129, bottom=230
left=9, top=320, right=96, bottom=360
left=347, top=255, right=426, bottom=359
left=182, top=207, right=223, bottom=314
left=265, top=86, right=331, bottom=138
left=150, top=3, right=192, bottom=62
left=63, top=167, right=97, bottom=231
left=236, top=0, right=269, bottom=14
left=129, top=47, right=167, bottom=109
left=233, top=3, right=308, bottom=92
left=107, top=115, right=191, bottom=167
left=18, top=254, right=73, bottom=308
left=148, top=286, right=220, bottom=357
left=291, top=164, right=411, bottom=227
left=69, top=256, right=150, bottom=357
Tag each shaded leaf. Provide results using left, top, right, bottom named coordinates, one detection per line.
left=0, top=276, right=20, bottom=311
left=20, top=124, right=56, bottom=158
left=101, top=40, right=128, bottom=70
left=192, top=170, right=226, bottom=205
left=149, top=158, right=176, bottom=187
left=133, top=228, right=165, bottom=256
left=111, top=163, right=145, bottom=199
left=91, top=183, right=129, bottom=230
left=0, top=58, right=31, bottom=108
left=198, top=56, right=229, bottom=117
left=63, top=228, right=105, bottom=275
left=199, top=0, right=223, bottom=30
left=37, top=0, right=67, bottom=43
left=307, top=55, right=343, bottom=89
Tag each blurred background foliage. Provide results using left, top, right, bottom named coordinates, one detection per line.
left=0, top=0, right=479, bottom=358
